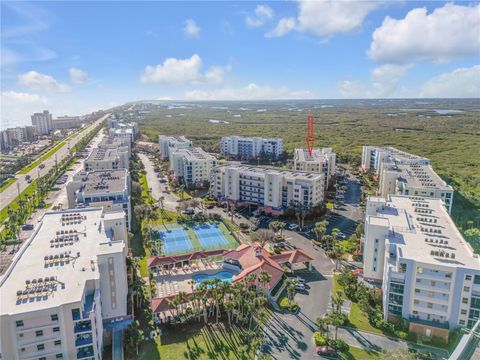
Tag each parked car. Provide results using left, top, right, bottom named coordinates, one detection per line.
left=159, top=179, right=167, bottom=183
left=239, top=223, right=249, bottom=230
left=206, top=204, right=214, bottom=209
left=287, top=223, right=299, bottom=231
left=316, top=345, right=338, bottom=358
left=273, top=242, right=286, bottom=248
left=294, top=276, right=306, bottom=284
left=39, top=163, right=45, bottom=169
left=294, top=283, right=307, bottom=291
left=182, top=209, right=195, bottom=215
left=338, top=232, right=347, bottom=240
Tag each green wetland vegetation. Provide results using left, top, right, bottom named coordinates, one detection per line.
left=138, top=98, right=480, bottom=251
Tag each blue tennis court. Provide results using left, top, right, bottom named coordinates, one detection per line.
left=159, top=228, right=193, bottom=254
left=193, top=224, right=229, bottom=248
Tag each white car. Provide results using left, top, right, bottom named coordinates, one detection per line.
left=287, top=224, right=299, bottom=231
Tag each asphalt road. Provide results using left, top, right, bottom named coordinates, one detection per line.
left=0, top=114, right=108, bottom=212
left=263, top=231, right=335, bottom=359
left=138, top=153, right=180, bottom=211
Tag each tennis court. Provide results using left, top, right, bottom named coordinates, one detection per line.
left=193, top=224, right=229, bottom=249
left=159, top=228, right=193, bottom=254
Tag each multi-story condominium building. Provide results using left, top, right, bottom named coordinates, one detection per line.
left=362, top=146, right=453, bottom=213
left=0, top=208, right=128, bottom=360
left=220, top=136, right=284, bottom=160
left=211, top=165, right=324, bottom=215
left=107, top=120, right=139, bottom=139
left=171, top=147, right=217, bottom=188
left=362, top=146, right=430, bottom=174
left=98, top=137, right=131, bottom=158
left=363, top=195, right=480, bottom=340
left=158, top=135, right=192, bottom=161
left=0, top=126, right=38, bottom=150
left=108, top=128, right=135, bottom=146
left=379, top=162, right=453, bottom=213
left=52, top=116, right=84, bottom=130
left=84, top=148, right=129, bottom=172
left=66, top=169, right=131, bottom=230
left=294, top=148, right=336, bottom=187
left=31, top=111, right=53, bottom=135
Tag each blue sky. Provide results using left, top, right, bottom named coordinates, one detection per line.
left=1, top=1, right=479, bottom=128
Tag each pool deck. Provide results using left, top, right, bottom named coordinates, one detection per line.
left=153, top=261, right=231, bottom=298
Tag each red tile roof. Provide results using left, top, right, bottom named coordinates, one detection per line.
left=148, top=249, right=226, bottom=268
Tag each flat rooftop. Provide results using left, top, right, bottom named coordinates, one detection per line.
left=373, top=146, right=430, bottom=164
left=294, top=148, right=331, bottom=163
left=86, top=148, right=122, bottom=162
left=368, top=195, right=479, bottom=268
left=0, top=208, right=125, bottom=315
left=78, top=169, right=128, bottom=195
left=159, top=135, right=191, bottom=144
left=99, top=137, right=129, bottom=148
left=386, top=163, right=452, bottom=190
left=176, top=147, right=216, bottom=161
left=223, top=135, right=282, bottom=142
left=215, top=164, right=323, bottom=181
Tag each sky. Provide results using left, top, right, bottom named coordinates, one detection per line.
left=1, top=1, right=479, bottom=128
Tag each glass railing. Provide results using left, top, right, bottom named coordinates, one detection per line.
left=75, top=334, right=93, bottom=347
left=74, top=321, right=92, bottom=333
left=409, top=316, right=449, bottom=329
left=76, top=345, right=94, bottom=359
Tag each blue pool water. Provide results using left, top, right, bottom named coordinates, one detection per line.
left=193, top=271, right=234, bottom=286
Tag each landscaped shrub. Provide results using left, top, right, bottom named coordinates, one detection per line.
left=278, top=297, right=298, bottom=312
left=313, top=332, right=326, bottom=346
left=331, top=339, right=349, bottom=352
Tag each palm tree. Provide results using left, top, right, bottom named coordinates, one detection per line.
left=316, top=316, right=327, bottom=336
left=314, top=220, right=328, bottom=244
left=331, top=291, right=345, bottom=314
left=326, top=311, right=344, bottom=341
left=123, top=320, right=143, bottom=356
left=285, top=279, right=297, bottom=303
left=331, top=227, right=341, bottom=242
left=158, top=196, right=165, bottom=223
left=258, top=270, right=272, bottom=294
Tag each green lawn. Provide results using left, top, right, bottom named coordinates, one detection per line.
left=0, top=180, right=38, bottom=223
left=0, top=178, right=15, bottom=193
left=348, top=303, right=384, bottom=336
left=341, top=346, right=381, bottom=360
left=137, top=322, right=254, bottom=360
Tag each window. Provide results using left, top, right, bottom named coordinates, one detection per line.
left=16, top=320, right=24, bottom=327
left=36, top=330, right=43, bottom=337
left=417, top=267, right=424, bottom=274
left=51, top=314, right=58, bottom=321
left=19, top=333, right=24, bottom=337
left=37, top=344, right=45, bottom=351
left=466, top=275, right=472, bottom=281
left=54, top=340, right=61, bottom=346
left=459, top=320, right=465, bottom=325
left=71, top=308, right=80, bottom=320
left=474, top=275, right=480, bottom=285
left=39, top=357, right=46, bottom=360
left=56, top=355, right=63, bottom=359
left=53, top=327, right=60, bottom=332
left=461, top=309, right=467, bottom=315
left=462, top=298, right=469, bottom=304
left=21, top=347, right=25, bottom=352
left=464, top=286, right=470, bottom=292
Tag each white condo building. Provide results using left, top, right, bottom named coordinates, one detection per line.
left=0, top=208, right=128, bottom=360
left=294, top=148, right=336, bottom=187
left=362, top=146, right=453, bottom=213
left=53, top=117, right=84, bottom=130
left=31, top=111, right=53, bottom=135
left=171, top=147, right=217, bottom=188
left=84, top=148, right=129, bottom=172
left=220, top=136, right=284, bottom=160
left=98, top=137, right=131, bottom=158
left=66, top=169, right=131, bottom=230
left=363, top=195, right=480, bottom=340
left=211, top=165, right=324, bottom=215
left=158, top=135, right=192, bottom=162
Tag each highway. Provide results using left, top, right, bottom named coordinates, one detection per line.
left=0, top=113, right=109, bottom=212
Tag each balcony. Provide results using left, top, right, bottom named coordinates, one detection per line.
left=76, top=345, right=94, bottom=359
left=74, top=321, right=92, bottom=333
left=409, top=316, right=449, bottom=329
left=82, top=294, right=95, bottom=318
left=75, top=334, right=93, bottom=347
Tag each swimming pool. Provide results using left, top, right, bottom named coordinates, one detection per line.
left=193, top=271, right=234, bottom=286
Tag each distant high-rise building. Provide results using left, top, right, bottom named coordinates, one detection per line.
left=220, top=136, right=284, bottom=160
left=31, top=111, right=53, bottom=135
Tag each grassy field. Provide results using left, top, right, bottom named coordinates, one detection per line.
left=139, top=99, right=480, bottom=250
left=137, top=322, right=254, bottom=360
left=342, top=346, right=381, bottom=360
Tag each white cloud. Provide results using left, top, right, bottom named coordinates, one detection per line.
left=69, top=67, right=88, bottom=84
left=204, top=65, right=232, bottom=84
left=268, top=0, right=380, bottom=38
left=420, top=65, right=480, bottom=98
left=184, top=83, right=313, bottom=100
left=246, top=5, right=274, bottom=28
left=141, top=54, right=203, bottom=84
left=1, top=91, right=48, bottom=129
left=183, top=19, right=200, bottom=38
left=337, top=64, right=413, bottom=98
left=17, top=70, right=70, bottom=93
left=368, top=3, right=480, bottom=64
left=266, top=18, right=296, bottom=38
left=140, top=54, right=230, bottom=85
